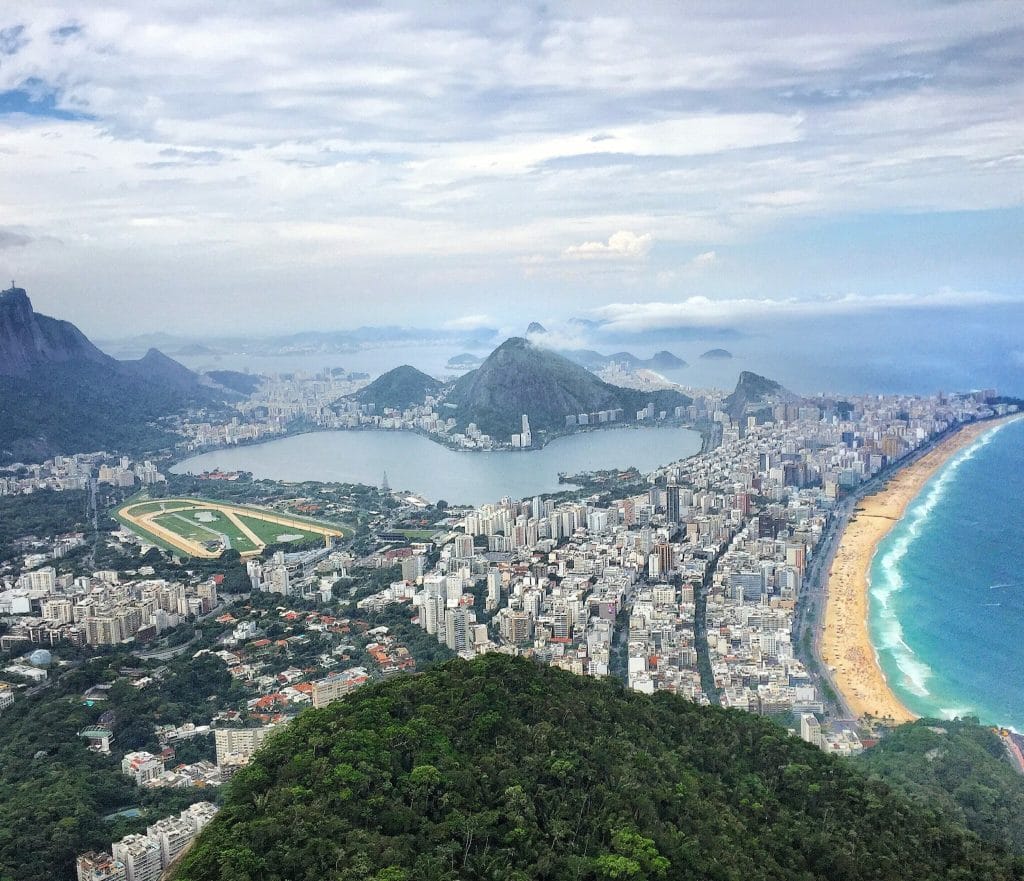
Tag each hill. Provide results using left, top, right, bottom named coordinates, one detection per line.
left=553, top=348, right=688, bottom=371
left=339, top=365, right=443, bottom=411
left=205, top=369, right=264, bottom=396
left=700, top=348, right=733, bottom=359
left=859, top=718, right=1024, bottom=855
left=446, top=353, right=483, bottom=369
left=174, top=655, right=1022, bottom=881
left=724, top=370, right=788, bottom=420
left=445, top=338, right=690, bottom=438
left=0, top=285, right=226, bottom=462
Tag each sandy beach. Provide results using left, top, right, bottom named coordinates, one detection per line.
left=821, top=416, right=1017, bottom=722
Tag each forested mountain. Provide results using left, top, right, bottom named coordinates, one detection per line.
left=859, top=718, right=1024, bottom=855
left=0, top=286, right=227, bottom=462
left=446, top=338, right=690, bottom=438
left=338, top=365, right=443, bottom=412
left=173, top=655, right=1022, bottom=881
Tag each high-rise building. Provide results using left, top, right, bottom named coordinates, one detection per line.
left=666, top=484, right=681, bottom=524
left=111, top=835, right=161, bottom=881
left=214, top=726, right=276, bottom=766
left=311, top=668, right=369, bottom=708
left=486, top=569, right=501, bottom=611
left=444, top=606, right=477, bottom=653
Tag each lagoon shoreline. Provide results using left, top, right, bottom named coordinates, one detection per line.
left=821, top=415, right=1018, bottom=723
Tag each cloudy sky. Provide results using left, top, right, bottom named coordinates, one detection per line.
left=0, top=1, right=1022, bottom=338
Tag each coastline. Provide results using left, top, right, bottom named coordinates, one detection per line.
left=820, top=416, right=1017, bottom=722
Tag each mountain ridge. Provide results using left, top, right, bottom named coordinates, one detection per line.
left=0, top=286, right=227, bottom=462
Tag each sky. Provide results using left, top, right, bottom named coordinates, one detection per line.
left=0, top=1, right=1022, bottom=341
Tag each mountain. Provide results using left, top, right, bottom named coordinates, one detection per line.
left=205, top=369, right=264, bottom=396
left=525, top=321, right=547, bottom=335
left=700, top=348, right=733, bottom=359
left=647, top=350, right=687, bottom=369
left=724, top=370, right=788, bottom=420
left=0, top=285, right=112, bottom=376
left=859, top=718, right=1024, bottom=855
left=563, top=348, right=686, bottom=371
left=120, top=348, right=208, bottom=393
left=0, top=285, right=225, bottom=462
left=173, top=655, right=1022, bottom=881
left=446, top=352, right=483, bottom=369
left=445, top=337, right=690, bottom=438
left=338, top=365, right=443, bottom=411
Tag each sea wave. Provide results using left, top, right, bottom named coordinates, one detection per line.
left=868, top=421, right=1010, bottom=701
left=938, top=707, right=976, bottom=720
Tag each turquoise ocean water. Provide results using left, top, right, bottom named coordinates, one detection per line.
left=869, top=416, right=1024, bottom=730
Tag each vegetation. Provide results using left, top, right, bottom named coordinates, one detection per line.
left=0, top=489, right=90, bottom=562
left=338, top=365, right=443, bottom=411
left=0, top=651, right=246, bottom=881
left=175, top=655, right=1022, bottom=881
left=205, top=370, right=264, bottom=396
left=859, top=718, right=1024, bottom=855
left=446, top=337, right=691, bottom=438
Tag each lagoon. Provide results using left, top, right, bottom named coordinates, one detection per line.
left=172, top=426, right=703, bottom=507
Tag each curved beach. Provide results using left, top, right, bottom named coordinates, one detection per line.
left=821, top=417, right=1014, bottom=722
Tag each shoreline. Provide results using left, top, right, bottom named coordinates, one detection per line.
left=820, top=415, right=1018, bottom=723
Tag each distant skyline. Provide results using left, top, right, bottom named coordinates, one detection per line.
left=1, top=2, right=1022, bottom=338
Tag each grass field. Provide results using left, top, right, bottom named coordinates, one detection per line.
left=151, top=510, right=262, bottom=554
left=118, top=497, right=349, bottom=559
left=235, top=513, right=323, bottom=547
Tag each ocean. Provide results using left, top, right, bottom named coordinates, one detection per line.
left=869, top=416, right=1024, bottom=730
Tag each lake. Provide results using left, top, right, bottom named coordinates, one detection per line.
left=172, top=426, right=703, bottom=506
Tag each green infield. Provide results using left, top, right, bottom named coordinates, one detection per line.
left=150, top=509, right=262, bottom=554
left=234, top=513, right=322, bottom=547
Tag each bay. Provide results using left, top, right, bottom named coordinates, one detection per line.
left=172, top=426, right=703, bottom=507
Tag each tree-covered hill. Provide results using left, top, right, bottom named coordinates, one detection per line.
left=338, top=365, right=443, bottom=412
left=175, top=655, right=1022, bottom=881
left=445, top=338, right=690, bottom=439
left=859, top=718, right=1024, bottom=855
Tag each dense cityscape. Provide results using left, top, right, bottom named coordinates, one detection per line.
left=0, top=356, right=1017, bottom=879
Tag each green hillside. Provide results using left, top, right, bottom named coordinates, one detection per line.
left=859, top=718, right=1024, bottom=855
left=446, top=338, right=690, bottom=438
left=340, top=365, right=443, bottom=412
left=174, top=655, right=1022, bottom=881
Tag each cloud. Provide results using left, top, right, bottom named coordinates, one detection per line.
left=592, top=289, right=1018, bottom=331
left=0, top=3, right=1021, bottom=335
left=0, top=24, right=27, bottom=56
left=0, top=228, right=31, bottom=249
left=564, top=230, right=652, bottom=260
left=443, top=314, right=495, bottom=331
left=690, top=250, right=717, bottom=268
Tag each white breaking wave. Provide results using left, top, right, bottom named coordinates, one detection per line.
left=868, top=421, right=1010, bottom=700
left=938, top=707, right=976, bottom=720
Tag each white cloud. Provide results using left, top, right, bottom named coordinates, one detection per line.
left=592, top=289, right=1018, bottom=331
left=442, top=314, right=494, bottom=331
left=0, top=2, right=1020, bottom=334
left=564, top=230, right=653, bottom=260
left=690, top=250, right=717, bottom=268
